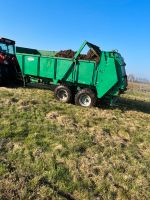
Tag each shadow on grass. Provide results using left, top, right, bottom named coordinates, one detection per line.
left=0, top=82, right=57, bottom=93
left=115, top=97, right=150, bottom=114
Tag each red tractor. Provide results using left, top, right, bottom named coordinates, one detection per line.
left=0, top=37, right=21, bottom=84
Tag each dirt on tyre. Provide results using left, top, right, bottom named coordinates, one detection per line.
left=75, top=88, right=96, bottom=107
left=54, top=85, right=72, bottom=103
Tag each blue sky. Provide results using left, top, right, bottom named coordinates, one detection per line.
left=1, top=0, right=150, bottom=79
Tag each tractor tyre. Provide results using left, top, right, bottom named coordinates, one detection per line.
left=75, top=88, right=96, bottom=107
left=54, top=85, right=72, bottom=103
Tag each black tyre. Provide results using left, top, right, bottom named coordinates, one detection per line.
left=54, top=85, right=72, bottom=103
left=75, top=88, right=96, bottom=107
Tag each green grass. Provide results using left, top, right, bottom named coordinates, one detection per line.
left=0, top=85, right=150, bottom=200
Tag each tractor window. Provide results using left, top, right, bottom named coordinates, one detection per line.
left=7, top=45, right=15, bottom=54
left=0, top=42, right=15, bottom=55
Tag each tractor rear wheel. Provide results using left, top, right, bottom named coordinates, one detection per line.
left=75, top=88, right=96, bottom=107
left=54, top=85, right=72, bottom=103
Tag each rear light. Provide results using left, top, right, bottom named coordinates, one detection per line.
left=0, top=54, right=5, bottom=63
left=0, top=54, right=5, bottom=60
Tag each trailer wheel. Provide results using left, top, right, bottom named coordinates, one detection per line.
left=75, top=88, right=96, bottom=107
left=54, top=85, right=72, bottom=103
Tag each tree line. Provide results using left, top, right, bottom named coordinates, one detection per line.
left=127, top=74, right=150, bottom=84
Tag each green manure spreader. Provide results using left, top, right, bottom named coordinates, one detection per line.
left=0, top=38, right=127, bottom=107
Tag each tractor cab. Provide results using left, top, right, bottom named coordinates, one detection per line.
left=0, top=37, right=22, bottom=84
left=0, top=37, right=15, bottom=55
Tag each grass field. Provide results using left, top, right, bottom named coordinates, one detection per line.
left=0, top=83, right=150, bottom=200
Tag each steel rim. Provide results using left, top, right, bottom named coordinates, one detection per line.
left=57, top=89, right=68, bottom=101
left=79, top=94, right=91, bottom=107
